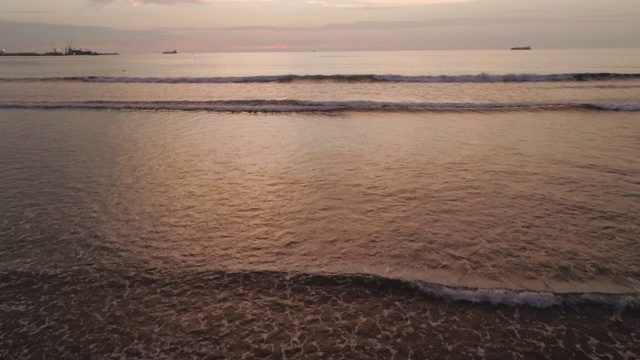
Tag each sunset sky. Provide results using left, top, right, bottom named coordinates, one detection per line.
left=1, top=0, right=639, bottom=53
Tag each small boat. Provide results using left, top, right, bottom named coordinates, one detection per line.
left=163, top=50, right=178, bottom=54
left=510, top=46, right=531, bottom=50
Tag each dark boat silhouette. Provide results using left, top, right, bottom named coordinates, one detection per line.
left=511, top=46, right=532, bottom=50
left=163, top=50, right=178, bottom=54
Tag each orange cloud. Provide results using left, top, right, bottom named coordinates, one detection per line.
left=308, top=0, right=475, bottom=8
left=91, top=0, right=468, bottom=5
left=91, top=0, right=269, bottom=5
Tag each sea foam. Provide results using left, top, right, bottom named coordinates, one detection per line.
left=1, top=100, right=638, bottom=113
left=1, top=72, right=639, bottom=84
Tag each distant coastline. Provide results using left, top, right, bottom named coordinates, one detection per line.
left=0, top=44, right=118, bottom=56
left=0, top=53, right=119, bottom=56
left=0, top=51, right=119, bottom=56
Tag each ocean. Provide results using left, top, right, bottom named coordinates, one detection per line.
left=1, top=49, right=639, bottom=358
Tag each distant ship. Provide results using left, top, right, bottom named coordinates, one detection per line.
left=163, top=50, right=178, bottom=54
left=511, top=46, right=531, bottom=50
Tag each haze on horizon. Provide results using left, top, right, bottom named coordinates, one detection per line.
left=1, top=0, right=639, bottom=53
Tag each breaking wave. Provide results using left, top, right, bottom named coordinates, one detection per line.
left=280, top=272, right=640, bottom=309
left=2, top=72, right=640, bottom=84
left=2, top=268, right=638, bottom=309
left=1, top=100, right=639, bottom=113
left=411, top=281, right=640, bottom=309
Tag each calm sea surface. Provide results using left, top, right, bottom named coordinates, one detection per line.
left=1, top=49, right=639, bottom=358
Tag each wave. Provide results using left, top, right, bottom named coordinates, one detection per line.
left=279, top=271, right=640, bottom=309
left=2, top=267, right=638, bottom=309
left=411, top=281, right=640, bottom=309
left=1, top=100, right=639, bottom=113
left=1, top=72, right=640, bottom=84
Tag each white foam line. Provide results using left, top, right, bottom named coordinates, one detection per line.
left=411, top=281, right=640, bottom=308
left=1, top=72, right=639, bottom=84
left=0, top=100, right=599, bottom=113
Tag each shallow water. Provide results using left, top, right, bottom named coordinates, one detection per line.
left=1, top=49, right=640, bottom=358
left=2, top=269, right=638, bottom=359
left=2, top=109, right=639, bottom=294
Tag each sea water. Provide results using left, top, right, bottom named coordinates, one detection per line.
left=1, top=49, right=639, bottom=358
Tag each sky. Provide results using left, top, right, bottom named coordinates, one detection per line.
left=1, top=0, right=639, bottom=53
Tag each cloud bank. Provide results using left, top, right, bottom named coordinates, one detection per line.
left=89, top=0, right=239, bottom=5
left=90, top=0, right=471, bottom=6
left=309, top=0, right=474, bottom=8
